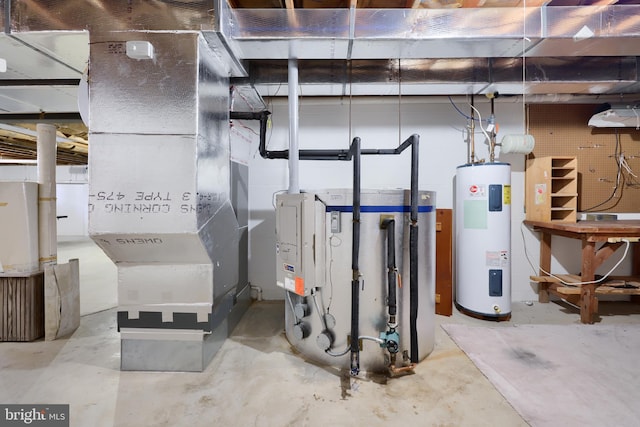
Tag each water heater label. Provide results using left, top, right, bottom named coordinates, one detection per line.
left=503, top=185, right=511, bottom=205
left=501, top=250, right=509, bottom=267
left=468, top=184, right=486, bottom=197
left=486, top=251, right=509, bottom=267
left=486, top=251, right=500, bottom=267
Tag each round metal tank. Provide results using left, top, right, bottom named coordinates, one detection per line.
left=281, top=189, right=436, bottom=373
left=455, top=163, right=511, bottom=318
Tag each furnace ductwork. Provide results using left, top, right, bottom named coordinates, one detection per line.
left=88, top=31, right=250, bottom=371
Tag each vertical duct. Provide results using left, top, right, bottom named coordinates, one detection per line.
left=288, top=56, right=300, bottom=194
left=37, top=124, right=57, bottom=269
left=88, top=32, right=246, bottom=372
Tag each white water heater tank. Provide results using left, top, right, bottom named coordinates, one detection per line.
left=455, top=163, right=511, bottom=319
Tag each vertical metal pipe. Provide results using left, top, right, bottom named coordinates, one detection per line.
left=490, top=97, right=496, bottom=162
left=409, top=134, right=419, bottom=363
left=469, top=94, right=475, bottom=164
left=37, top=123, right=57, bottom=269
left=4, top=1, right=10, bottom=35
left=350, top=136, right=361, bottom=376
left=288, top=56, right=300, bottom=194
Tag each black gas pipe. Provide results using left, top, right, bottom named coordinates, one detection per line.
left=349, top=137, right=361, bottom=376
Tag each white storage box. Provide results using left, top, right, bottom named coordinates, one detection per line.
left=0, top=181, right=39, bottom=275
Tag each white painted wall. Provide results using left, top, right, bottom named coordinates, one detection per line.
left=245, top=96, right=633, bottom=302
left=1, top=102, right=633, bottom=303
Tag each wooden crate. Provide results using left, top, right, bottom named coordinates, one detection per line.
left=1, top=272, right=45, bottom=341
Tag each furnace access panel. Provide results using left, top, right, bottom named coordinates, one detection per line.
left=275, top=192, right=325, bottom=296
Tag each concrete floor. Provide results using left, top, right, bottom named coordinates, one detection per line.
left=2, top=239, right=640, bottom=426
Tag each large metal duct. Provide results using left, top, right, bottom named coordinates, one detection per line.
left=229, top=5, right=640, bottom=98
left=88, top=30, right=249, bottom=371
left=2, top=2, right=640, bottom=103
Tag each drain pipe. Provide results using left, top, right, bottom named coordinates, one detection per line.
left=489, top=96, right=496, bottom=162
left=37, top=123, right=57, bottom=270
left=349, top=136, right=361, bottom=376
left=288, top=57, right=300, bottom=194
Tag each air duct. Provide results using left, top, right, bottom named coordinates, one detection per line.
left=88, top=31, right=250, bottom=372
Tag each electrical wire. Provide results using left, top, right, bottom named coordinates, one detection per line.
left=325, top=335, right=385, bottom=358
left=468, top=104, right=492, bottom=147
left=521, top=222, right=632, bottom=286
left=582, top=131, right=622, bottom=212
left=619, top=154, right=637, bottom=179
left=311, top=287, right=328, bottom=331
left=448, top=96, right=485, bottom=122
left=327, top=234, right=342, bottom=313
left=326, top=347, right=350, bottom=357
left=285, top=290, right=299, bottom=324
left=272, top=189, right=287, bottom=209
left=231, top=120, right=260, bottom=137
left=619, top=152, right=640, bottom=188
left=359, top=335, right=385, bottom=344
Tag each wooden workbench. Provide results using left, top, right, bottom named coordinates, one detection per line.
left=524, top=220, right=640, bottom=324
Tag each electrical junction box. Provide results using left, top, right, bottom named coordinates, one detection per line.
left=275, top=192, right=325, bottom=296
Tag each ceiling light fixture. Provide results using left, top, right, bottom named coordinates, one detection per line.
left=588, top=103, right=640, bottom=128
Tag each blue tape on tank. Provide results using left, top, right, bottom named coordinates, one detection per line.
left=326, top=205, right=434, bottom=213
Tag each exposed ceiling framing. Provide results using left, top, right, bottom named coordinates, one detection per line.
left=1, top=0, right=640, bottom=164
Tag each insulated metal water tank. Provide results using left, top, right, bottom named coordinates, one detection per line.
left=455, top=163, right=511, bottom=318
left=275, top=189, right=436, bottom=373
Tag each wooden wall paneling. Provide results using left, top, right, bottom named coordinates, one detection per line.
left=528, top=104, right=640, bottom=213
left=435, top=208, right=453, bottom=316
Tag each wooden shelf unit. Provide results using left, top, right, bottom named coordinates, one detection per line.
left=526, top=156, right=578, bottom=222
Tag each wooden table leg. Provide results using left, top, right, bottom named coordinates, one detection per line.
left=581, top=240, right=597, bottom=324
left=539, top=232, right=552, bottom=303
left=632, top=242, right=640, bottom=304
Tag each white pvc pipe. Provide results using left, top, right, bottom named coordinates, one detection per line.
left=37, top=123, right=58, bottom=269
left=288, top=56, right=300, bottom=194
